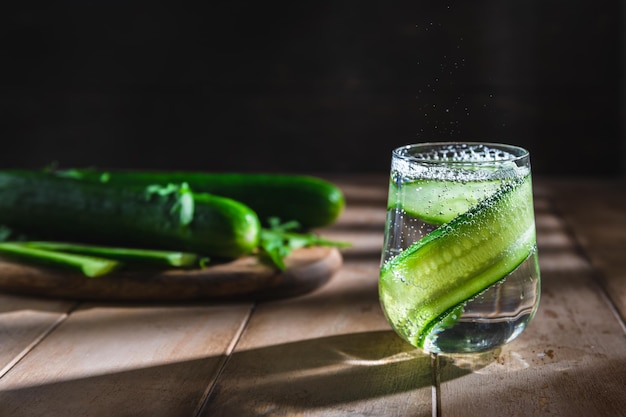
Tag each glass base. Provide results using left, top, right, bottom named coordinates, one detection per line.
left=422, top=314, right=531, bottom=354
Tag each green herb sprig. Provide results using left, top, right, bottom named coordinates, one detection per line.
left=258, top=217, right=351, bottom=270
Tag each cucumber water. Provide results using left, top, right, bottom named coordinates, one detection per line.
left=380, top=143, right=540, bottom=354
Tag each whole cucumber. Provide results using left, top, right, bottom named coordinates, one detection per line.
left=0, top=171, right=260, bottom=258
left=51, top=169, right=345, bottom=229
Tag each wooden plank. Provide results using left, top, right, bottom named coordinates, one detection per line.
left=545, top=179, right=626, bottom=322
left=199, top=260, right=434, bottom=417
left=199, top=178, right=434, bottom=416
left=438, top=194, right=626, bottom=416
left=0, top=302, right=253, bottom=417
left=0, top=294, right=75, bottom=377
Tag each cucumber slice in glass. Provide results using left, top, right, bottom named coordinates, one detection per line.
left=380, top=175, right=536, bottom=348
left=387, top=178, right=503, bottom=225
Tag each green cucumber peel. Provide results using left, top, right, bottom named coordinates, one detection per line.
left=23, top=241, right=200, bottom=268
left=0, top=242, right=121, bottom=277
left=380, top=175, right=536, bottom=348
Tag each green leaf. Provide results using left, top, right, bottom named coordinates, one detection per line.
left=173, top=183, right=194, bottom=226
left=0, top=226, right=12, bottom=242
left=199, top=257, right=211, bottom=268
left=144, top=182, right=195, bottom=226
left=258, top=217, right=351, bottom=270
left=51, top=168, right=85, bottom=179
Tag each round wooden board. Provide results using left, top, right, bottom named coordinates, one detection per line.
left=0, top=247, right=343, bottom=302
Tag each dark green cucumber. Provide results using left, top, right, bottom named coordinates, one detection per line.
left=50, top=169, right=345, bottom=229
left=0, top=171, right=260, bottom=258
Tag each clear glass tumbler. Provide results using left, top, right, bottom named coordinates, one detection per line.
left=379, top=142, right=540, bottom=354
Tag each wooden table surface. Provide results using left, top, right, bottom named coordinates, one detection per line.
left=0, top=175, right=624, bottom=417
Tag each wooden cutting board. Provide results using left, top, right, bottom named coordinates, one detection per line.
left=0, top=246, right=342, bottom=302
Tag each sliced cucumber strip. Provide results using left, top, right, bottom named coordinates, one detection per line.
left=387, top=178, right=502, bottom=225
left=0, top=242, right=121, bottom=277
left=380, top=175, right=536, bottom=348
left=23, top=241, right=199, bottom=267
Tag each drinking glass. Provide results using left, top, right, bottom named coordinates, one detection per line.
left=379, top=142, right=540, bottom=354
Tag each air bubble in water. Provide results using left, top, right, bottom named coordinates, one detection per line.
left=391, top=144, right=529, bottom=182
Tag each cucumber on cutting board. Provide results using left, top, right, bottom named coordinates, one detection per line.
left=49, top=169, right=345, bottom=229
left=0, top=171, right=260, bottom=259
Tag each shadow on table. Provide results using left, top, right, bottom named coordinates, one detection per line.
left=201, top=330, right=496, bottom=416
left=0, top=330, right=492, bottom=417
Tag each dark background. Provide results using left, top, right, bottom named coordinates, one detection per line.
left=2, top=1, right=624, bottom=177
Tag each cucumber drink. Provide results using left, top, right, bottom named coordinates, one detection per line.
left=379, top=143, right=540, bottom=354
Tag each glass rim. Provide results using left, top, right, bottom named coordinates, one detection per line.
left=392, top=141, right=529, bottom=166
